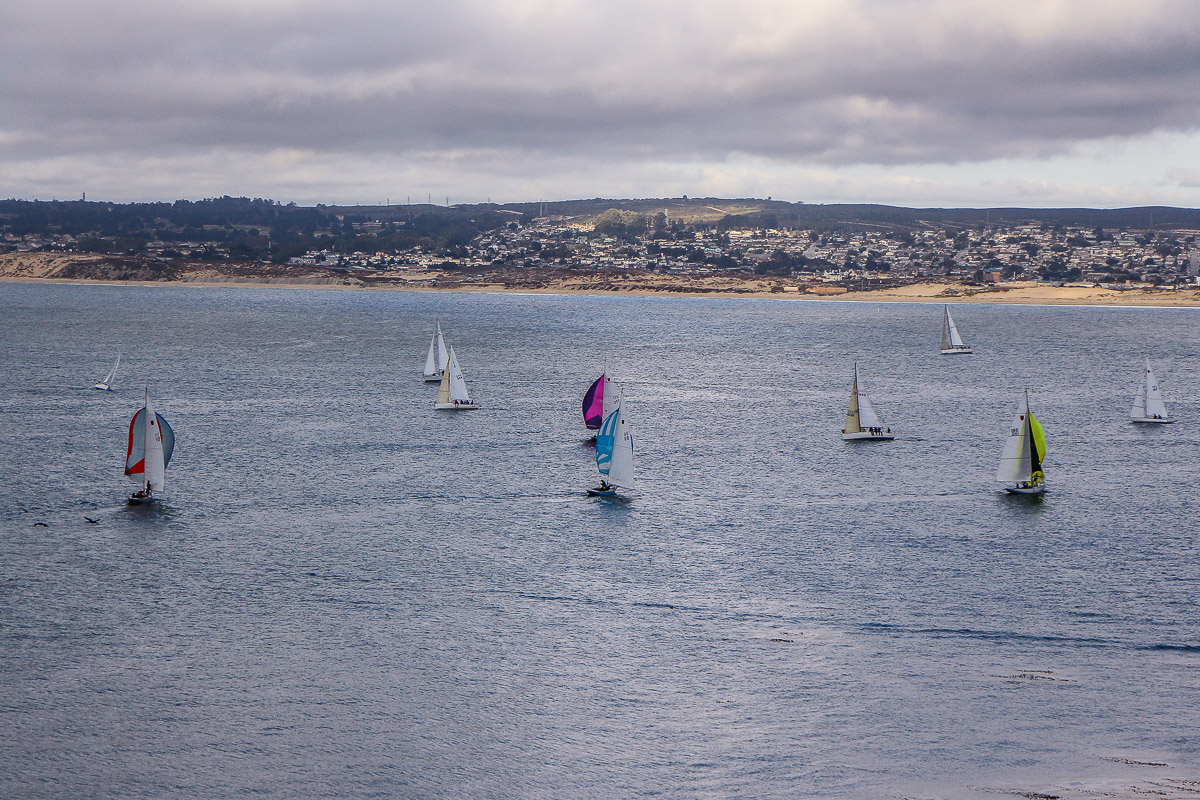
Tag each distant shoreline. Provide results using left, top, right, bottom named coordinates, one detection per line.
left=6, top=273, right=1200, bottom=308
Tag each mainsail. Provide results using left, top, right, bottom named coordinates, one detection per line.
left=1131, top=359, right=1168, bottom=420
left=423, top=332, right=439, bottom=378
left=446, top=347, right=472, bottom=404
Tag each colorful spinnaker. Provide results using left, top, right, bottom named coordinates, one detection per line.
left=125, top=389, right=175, bottom=502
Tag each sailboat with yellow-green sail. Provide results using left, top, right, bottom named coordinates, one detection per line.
left=996, top=390, right=1046, bottom=495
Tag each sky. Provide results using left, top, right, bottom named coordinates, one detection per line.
left=3, top=0, right=1200, bottom=208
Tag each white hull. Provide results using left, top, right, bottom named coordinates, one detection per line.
left=842, top=431, right=894, bottom=441
left=1005, top=485, right=1046, bottom=495
left=128, top=491, right=158, bottom=505
left=94, top=383, right=111, bottom=391
left=940, top=347, right=973, bottom=355
left=423, top=373, right=443, bottom=383
left=1131, top=417, right=1175, bottom=424
left=435, top=402, right=478, bottom=411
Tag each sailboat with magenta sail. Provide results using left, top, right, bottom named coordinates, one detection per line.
left=125, top=389, right=175, bottom=504
left=996, top=390, right=1046, bottom=495
left=582, top=369, right=619, bottom=437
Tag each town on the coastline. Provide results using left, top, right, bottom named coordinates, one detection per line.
left=2, top=196, right=1199, bottom=292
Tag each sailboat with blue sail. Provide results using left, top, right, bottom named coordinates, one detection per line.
left=125, top=389, right=175, bottom=504
left=589, top=401, right=634, bottom=497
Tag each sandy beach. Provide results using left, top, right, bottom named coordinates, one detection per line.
left=4, top=252, right=1199, bottom=306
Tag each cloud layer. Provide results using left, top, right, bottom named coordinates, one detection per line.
left=4, top=0, right=1200, bottom=205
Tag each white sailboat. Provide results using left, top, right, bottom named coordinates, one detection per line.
left=94, top=353, right=121, bottom=391
left=422, top=322, right=449, bottom=383
left=125, top=388, right=175, bottom=504
left=1130, top=359, right=1174, bottom=424
left=841, top=364, right=894, bottom=441
left=997, top=390, right=1046, bottom=495
left=589, top=401, right=634, bottom=497
left=940, top=306, right=972, bottom=354
left=434, top=346, right=478, bottom=410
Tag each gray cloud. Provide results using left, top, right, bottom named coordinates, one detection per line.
left=3, top=0, right=1200, bottom=202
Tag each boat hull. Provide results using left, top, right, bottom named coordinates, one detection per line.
left=435, top=402, right=478, bottom=411
left=128, top=493, right=157, bottom=505
left=587, top=486, right=618, bottom=497
left=842, top=432, right=894, bottom=441
left=93, top=383, right=111, bottom=391
left=1004, top=485, right=1046, bottom=495
left=940, top=347, right=973, bottom=355
left=1131, top=417, right=1175, bottom=424
left=423, top=374, right=443, bottom=383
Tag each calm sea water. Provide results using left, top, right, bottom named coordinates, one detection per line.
left=1, top=282, right=1198, bottom=799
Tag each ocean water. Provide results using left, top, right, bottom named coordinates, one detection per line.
left=1, top=281, right=1198, bottom=800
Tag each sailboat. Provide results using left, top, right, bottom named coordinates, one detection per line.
left=940, top=305, right=972, bottom=354
left=841, top=364, right=894, bottom=440
left=582, top=370, right=620, bottom=435
left=94, top=353, right=121, bottom=391
left=125, top=389, right=175, bottom=504
left=1130, top=359, right=1174, bottom=424
left=589, top=401, right=634, bottom=497
left=997, top=390, right=1046, bottom=495
left=434, top=346, right=478, bottom=410
left=422, top=322, right=449, bottom=383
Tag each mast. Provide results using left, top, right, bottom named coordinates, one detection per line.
left=436, top=322, right=448, bottom=372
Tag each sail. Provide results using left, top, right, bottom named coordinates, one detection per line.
left=436, top=324, right=448, bottom=372
left=602, top=373, right=619, bottom=419
left=583, top=375, right=605, bottom=429
left=1143, top=360, right=1168, bottom=419
left=608, top=406, right=635, bottom=490
left=595, top=408, right=617, bottom=476
left=844, top=369, right=862, bottom=433
left=1028, top=412, right=1046, bottom=485
left=422, top=332, right=439, bottom=377
left=857, top=388, right=884, bottom=429
left=435, top=362, right=451, bottom=405
left=125, top=391, right=174, bottom=489
left=996, top=393, right=1033, bottom=483
left=944, top=307, right=966, bottom=348
left=1130, top=383, right=1147, bottom=420
left=447, top=347, right=472, bottom=404
left=103, top=354, right=121, bottom=386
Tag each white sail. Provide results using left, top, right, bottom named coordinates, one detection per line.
left=945, top=307, right=966, bottom=348
left=1130, top=383, right=1147, bottom=420
left=844, top=364, right=886, bottom=431
left=436, top=323, right=449, bottom=372
left=602, top=372, right=619, bottom=419
left=996, top=392, right=1033, bottom=483
left=447, top=347, right=472, bottom=404
left=1143, top=359, right=1168, bottom=419
left=857, top=388, right=884, bottom=429
left=608, top=405, right=635, bottom=490
left=422, top=332, right=439, bottom=378
left=143, top=389, right=167, bottom=494
left=95, top=353, right=120, bottom=389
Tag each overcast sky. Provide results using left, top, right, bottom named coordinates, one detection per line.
left=3, top=0, right=1200, bottom=207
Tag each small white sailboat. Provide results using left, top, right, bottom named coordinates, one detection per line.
left=1130, top=359, right=1174, bottom=424
left=124, top=388, right=175, bottom=504
left=94, top=353, right=121, bottom=391
left=841, top=364, right=894, bottom=441
left=589, top=401, right=634, bottom=497
left=422, top=322, right=449, bottom=383
left=997, top=390, right=1046, bottom=495
left=940, top=305, right=972, bottom=354
left=434, top=346, right=478, bottom=410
